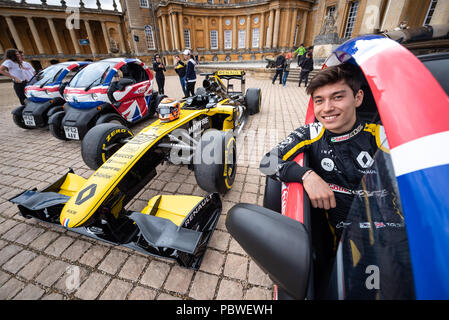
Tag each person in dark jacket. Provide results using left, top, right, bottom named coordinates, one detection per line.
left=153, top=54, right=166, bottom=94
left=299, top=52, right=314, bottom=87
left=183, top=49, right=197, bottom=97
left=272, top=51, right=286, bottom=85
left=174, top=55, right=187, bottom=98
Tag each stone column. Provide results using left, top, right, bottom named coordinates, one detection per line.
left=168, top=14, right=175, bottom=51
left=84, top=20, right=97, bottom=55
left=68, top=26, right=81, bottom=54
left=5, top=16, right=24, bottom=51
left=266, top=9, right=274, bottom=48
left=204, top=16, right=209, bottom=50
left=101, top=21, right=111, bottom=53
left=359, top=0, right=382, bottom=35
left=430, top=0, right=449, bottom=24
left=246, top=15, right=251, bottom=49
left=380, top=0, right=407, bottom=32
left=27, top=17, right=45, bottom=54
left=281, top=9, right=290, bottom=48
left=48, top=18, right=64, bottom=54
left=178, top=11, right=185, bottom=50
left=117, top=23, right=126, bottom=54
left=171, top=12, right=179, bottom=51
left=232, top=16, right=237, bottom=50
left=272, top=8, right=280, bottom=48
left=259, top=12, right=265, bottom=49
left=218, top=16, right=223, bottom=50
left=290, top=9, right=298, bottom=48
left=159, top=16, right=169, bottom=51
left=300, top=10, right=308, bottom=45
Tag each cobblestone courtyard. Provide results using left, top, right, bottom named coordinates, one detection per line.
left=0, top=74, right=309, bottom=300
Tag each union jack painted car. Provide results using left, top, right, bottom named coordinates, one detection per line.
left=11, top=61, right=90, bottom=129
left=226, top=35, right=449, bottom=300
left=48, top=58, right=161, bottom=141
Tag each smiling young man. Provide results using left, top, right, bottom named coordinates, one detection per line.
left=260, top=63, right=388, bottom=238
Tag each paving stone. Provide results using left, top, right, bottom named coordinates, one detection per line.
left=98, top=249, right=129, bottom=275
left=127, top=286, right=157, bottom=300
left=99, top=279, right=133, bottom=300
left=248, top=260, right=273, bottom=287
left=208, top=230, right=230, bottom=251
left=75, top=272, right=111, bottom=300
left=224, top=254, right=248, bottom=281
left=15, top=225, right=45, bottom=245
left=29, top=231, right=60, bottom=251
left=0, top=244, right=22, bottom=266
left=13, top=284, right=45, bottom=300
left=0, top=277, right=26, bottom=300
left=216, top=279, right=244, bottom=300
left=79, top=245, right=110, bottom=268
left=2, top=249, right=37, bottom=274
left=199, top=249, right=225, bottom=275
left=118, top=255, right=148, bottom=281
left=164, top=265, right=194, bottom=294
left=189, top=272, right=219, bottom=300
left=61, top=240, right=92, bottom=262
left=140, top=260, right=171, bottom=289
left=18, top=255, right=52, bottom=280
left=35, top=260, right=70, bottom=287
left=44, top=235, right=75, bottom=257
left=54, top=265, right=89, bottom=294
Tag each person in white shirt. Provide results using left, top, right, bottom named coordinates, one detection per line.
left=0, top=49, right=28, bottom=105
left=18, top=50, right=35, bottom=82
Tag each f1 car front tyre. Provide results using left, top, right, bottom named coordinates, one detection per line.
left=193, top=130, right=237, bottom=194
left=245, top=88, right=262, bottom=115
left=81, top=123, right=133, bottom=170
left=49, top=111, right=69, bottom=140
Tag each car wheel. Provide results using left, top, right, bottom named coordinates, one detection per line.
left=263, top=176, right=282, bottom=213
left=193, top=130, right=237, bottom=194
left=48, top=111, right=69, bottom=140
left=245, top=88, right=262, bottom=115
left=96, top=113, right=128, bottom=126
left=81, top=123, right=133, bottom=170
left=11, top=106, right=30, bottom=129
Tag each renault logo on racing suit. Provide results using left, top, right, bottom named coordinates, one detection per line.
left=356, top=151, right=374, bottom=168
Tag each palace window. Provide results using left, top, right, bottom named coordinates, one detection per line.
left=252, top=28, right=259, bottom=48
left=238, top=30, right=246, bottom=48
left=139, top=0, right=149, bottom=8
left=424, top=0, right=438, bottom=25
left=210, top=30, right=218, bottom=49
left=224, top=30, right=232, bottom=49
left=184, top=29, right=191, bottom=49
left=327, top=5, right=336, bottom=18
left=144, top=25, right=155, bottom=50
left=343, top=1, right=359, bottom=38
left=208, top=0, right=214, bottom=4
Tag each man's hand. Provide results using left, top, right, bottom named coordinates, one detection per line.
left=302, top=171, right=336, bottom=210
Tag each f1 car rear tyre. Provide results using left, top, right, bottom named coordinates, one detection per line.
left=82, top=123, right=133, bottom=170
left=49, top=111, right=69, bottom=140
left=11, top=105, right=29, bottom=129
left=96, top=113, right=128, bottom=126
left=245, top=88, right=262, bottom=115
left=193, top=130, right=237, bottom=194
left=263, top=176, right=282, bottom=213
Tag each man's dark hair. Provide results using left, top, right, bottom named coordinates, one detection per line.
left=306, top=63, right=362, bottom=97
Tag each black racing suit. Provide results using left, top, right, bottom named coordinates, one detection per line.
left=260, top=118, right=389, bottom=239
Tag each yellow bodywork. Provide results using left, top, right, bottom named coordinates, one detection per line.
left=59, top=101, right=235, bottom=228
left=142, top=195, right=204, bottom=226
left=57, top=173, right=86, bottom=197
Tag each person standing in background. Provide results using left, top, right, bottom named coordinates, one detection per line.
left=153, top=54, right=166, bottom=94
left=184, top=49, right=197, bottom=97
left=294, top=44, right=306, bottom=66
left=174, top=55, right=188, bottom=98
left=282, top=52, right=292, bottom=87
left=18, top=50, right=35, bottom=82
left=272, top=50, right=286, bottom=85
left=298, top=52, right=314, bottom=87
left=0, top=49, right=28, bottom=105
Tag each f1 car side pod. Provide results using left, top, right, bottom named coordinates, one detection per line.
left=9, top=170, right=222, bottom=270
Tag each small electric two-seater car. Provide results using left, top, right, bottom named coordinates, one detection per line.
left=49, top=58, right=163, bottom=141
left=12, top=61, right=90, bottom=129
left=10, top=69, right=262, bottom=269
left=226, top=30, right=449, bottom=299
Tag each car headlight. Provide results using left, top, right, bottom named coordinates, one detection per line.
left=91, top=93, right=98, bottom=100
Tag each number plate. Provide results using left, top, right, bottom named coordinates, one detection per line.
left=64, top=126, right=80, bottom=140
left=23, top=115, right=36, bottom=127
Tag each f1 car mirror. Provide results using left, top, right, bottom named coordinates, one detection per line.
left=226, top=203, right=311, bottom=300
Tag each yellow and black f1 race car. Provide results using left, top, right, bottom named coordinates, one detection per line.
left=10, top=70, right=261, bottom=269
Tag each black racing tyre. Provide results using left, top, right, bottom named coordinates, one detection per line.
left=245, top=88, right=262, bottom=115
left=11, top=105, right=29, bottom=129
left=263, top=176, right=282, bottom=214
left=95, top=113, right=128, bottom=126
left=193, top=130, right=237, bottom=194
left=49, top=111, right=69, bottom=140
left=81, top=123, right=133, bottom=170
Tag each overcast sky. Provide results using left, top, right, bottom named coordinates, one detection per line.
left=13, top=0, right=123, bottom=11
